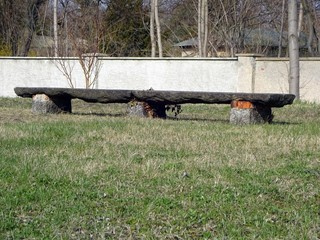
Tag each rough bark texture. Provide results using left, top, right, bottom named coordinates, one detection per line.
left=288, top=0, right=300, bottom=99
left=150, top=0, right=156, bottom=57
left=53, top=0, right=58, bottom=57
left=14, top=88, right=295, bottom=108
left=198, top=0, right=208, bottom=57
left=16, top=88, right=294, bottom=123
left=154, top=0, right=163, bottom=58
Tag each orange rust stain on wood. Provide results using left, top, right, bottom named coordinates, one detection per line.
left=231, top=100, right=254, bottom=109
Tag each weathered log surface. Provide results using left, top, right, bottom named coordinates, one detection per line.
left=14, top=87, right=295, bottom=107
left=14, top=87, right=132, bottom=103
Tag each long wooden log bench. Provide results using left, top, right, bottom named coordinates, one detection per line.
left=14, top=87, right=295, bottom=124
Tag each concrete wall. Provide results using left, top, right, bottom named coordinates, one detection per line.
left=254, top=57, right=320, bottom=103
left=0, top=57, right=238, bottom=97
left=1, top=56, right=320, bottom=102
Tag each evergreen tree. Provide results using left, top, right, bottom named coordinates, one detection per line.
left=103, top=0, right=150, bottom=56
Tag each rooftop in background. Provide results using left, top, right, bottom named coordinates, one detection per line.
left=174, top=38, right=198, bottom=48
left=243, top=28, right=307, bottom=48
left=174, top=28, right=308, bottom=48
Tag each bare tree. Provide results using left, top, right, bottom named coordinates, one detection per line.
left=198, top=0, right=208, bottom=57
left=52, top=0, right=104, bottom=88
left=53, top=0, right=58, bottom=57
left=298, top=2, right=304, bottom=37
left=288, top=0, right=300, bottom=99
left=311, top=0, right=320, bottom=53
left=150, top=0, right=163, bottom=57
left=205, top=0, right=266, bottom=57
left=278, top=0, right=286, bottom=57
left=150, top=0, right=156, bottom=57
left=54, top=57, right=76, bottom=88
left=0, top=0, right=47, bottom=56
left=155, top=0, right=163, bottom=57
left=71, top=2, right=104, bottom=88
left=300, top=0, right=319, bottom=55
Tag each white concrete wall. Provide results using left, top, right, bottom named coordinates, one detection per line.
left=1, top=56, right=320, bottom=103
left=255, top=58, right=320, bottom=103
left=0, top=57, right=238, bottom=97
left=0, top=58, right=84, bottom=96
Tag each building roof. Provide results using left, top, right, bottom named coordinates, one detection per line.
left=174, top=38, right=198, bottom=48
left=243, top=28, right=307, bottom=48
left=174, top=28, right=308, bottom=48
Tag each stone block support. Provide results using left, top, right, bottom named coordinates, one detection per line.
left=32, top=94, right=72, bottom=114
left=127, top=101, right=166, bottom=118
left=230, top=100, right=273, bottom=124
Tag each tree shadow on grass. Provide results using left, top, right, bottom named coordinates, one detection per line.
left=271, top=121, right=301, bottom=125
left=72, top=112, right=126, bottom=118
left=71, top=112, right=299, bottom=125
left=167, top=116, right=230, bottom=124
left=170, top=116, right=301, bottom=125
left=72, top=112, right=230, bottom=123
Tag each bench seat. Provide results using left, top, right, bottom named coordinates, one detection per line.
left=14, top=87, right=295, bottom=124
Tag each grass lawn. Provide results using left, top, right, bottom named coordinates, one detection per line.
left=0, top=97, right=319, bottom=239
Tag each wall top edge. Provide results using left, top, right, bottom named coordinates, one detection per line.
left=256, top=57, right=320, bottom=61
left=0, top=56, right=238, bottom=61
left=1, top=56, right=319, bottom=62
left=236, top=53, right=265, bottom=57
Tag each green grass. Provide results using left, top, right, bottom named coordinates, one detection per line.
left=0, top=98, right=319, bottom=239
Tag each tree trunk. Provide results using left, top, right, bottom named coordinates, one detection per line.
left=278, top=0, right=286, bottom=57
left=203, top=0, right=208, bottom=57
left=198, top=0, right=203, bottom=57
left=154, top=0, right=162, bottom=57
left=6, top=0, right=19, bottom=56
left=198, top=0, right=208, bottom=57
left=298, top=2, right=303, bottom=37
left=288, top=0, right=300, bottom=99
left=150, top=0, right=156, bottom=57
left=11, top=31, right=19, bottom=56
left=53, top=0, right=58, bottom=57
left=310, top=1, right=320, bottom=53
left=22, top=0, right=45, bottom=56
left=301, top=0, right=315, bottom=56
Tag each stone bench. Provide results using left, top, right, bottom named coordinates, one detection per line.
left=14, top=87, right=295, bottom=124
